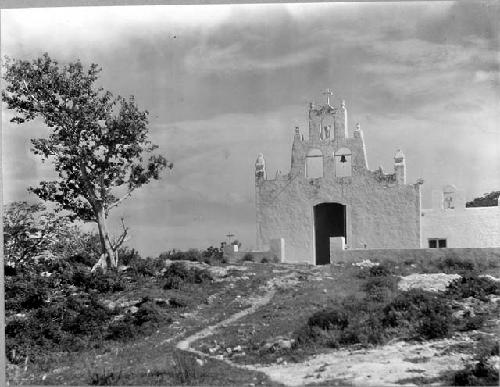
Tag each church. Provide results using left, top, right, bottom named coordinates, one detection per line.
left=254, top=91, right=500, bottom=265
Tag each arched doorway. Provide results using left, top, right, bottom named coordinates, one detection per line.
left=314, top=202, right=346, bottom=265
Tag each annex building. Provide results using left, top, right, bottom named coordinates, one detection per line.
left=254, top=92, right=500, bottom=265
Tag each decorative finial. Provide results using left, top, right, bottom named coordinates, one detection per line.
left=341, top=100, right=346, bottom=109
left=255, top=153, right=266, bottom=179
left=394, top=149, right=405, bottom=163
left=355, top=122, right=361, bottom=130
left=322, top=88, right=334, bottom=105
left=295, top=126, right=300, bottom=136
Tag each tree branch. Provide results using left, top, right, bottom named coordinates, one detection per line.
left=107, top=188, right=135, bottom=214
left=111, top=217, right=129, bottom=251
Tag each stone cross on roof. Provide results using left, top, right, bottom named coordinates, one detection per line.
left=322, top=88, right=334, bottom=105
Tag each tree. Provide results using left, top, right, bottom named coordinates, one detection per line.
left=3, top=201, right=71, bottom=266
left=2, top=54, right=172, bottom=270
left=466, top=191, right=500, bottom=208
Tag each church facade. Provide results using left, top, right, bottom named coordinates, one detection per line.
left=255, top=93, right=422, bottom=265
left=254, top=92, right=500, bottom=265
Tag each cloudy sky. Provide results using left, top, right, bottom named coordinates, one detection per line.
left=2, top=2, right=499, bottom=256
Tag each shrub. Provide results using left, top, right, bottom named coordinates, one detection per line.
left=169, top=296, right=189, bottom=308
left=163, top=275, right=183, bottom=290
left=131, top=257, right=165, bottom=277
left=118, top=247, right=141, bottom=266
left=368, top=264, right=393, bottom=277
left=134, top=300, right=160, bottom=327
left=201, top=246, right=223, bottom=263
left=356, top=262, right=393, bottom=279
left=437, top=255, right=476, bottom=273
left=6, top=294, right=116, bottom=363
left=160, top=249, right=203, bottom=263
left=162, top=262, right=212, bottom=284
left=308, top=308, right=349, bottom=330
left=242, top=253, right=254, bottom=262
left=67, top=253, right=96, bottom=267
left=5, top=276, right=51, bottom=312
left=338, top=310, right=386, bottom=346
left=446, top=274, right=500, bottom=301
left=383, top=289, right=452, bottom=339
left=362, top=276, right=398, bottom=302
left=88, top=367, right=123, bottom=385
left=72, top=268, right=127, bottom=293
left=260, top=255, right=279, bottom=263
left=105, top=317, right=138, bottom=341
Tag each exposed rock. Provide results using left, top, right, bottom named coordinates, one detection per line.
left=125, top=306, right=138, bottom=314
left=398, top=273, right=461, bottom=292
left=352, top=260, right=379, bottom=268
left=480, top=274, right=500, bottom=282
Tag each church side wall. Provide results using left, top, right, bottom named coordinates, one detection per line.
left=421, top=207, right=500, bottom=248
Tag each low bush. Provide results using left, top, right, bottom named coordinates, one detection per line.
left=437, top=255, right=476, bottom=273
left=446, top=274, right=500, bottom=301
left=362, top=276, right=398, bottom=302
left=130, top=257, right=165, bottom=277
left=67, top=253, right=96, bottom=267
left=338, top=310, right=386, bottom=346
left=308, top=308, right=349, bottom=330
left=160, top=249, right=203, bottom=263
left=383, top=289, right=452, bottom=339
left=88, top=367, right=123, bottom=385
left=357, top=263, right=393, bottom=278
left=105, top=317, right=138, bottom=341
left=169, top=296, right=189, bottom=308
left=261, top=255, right=279, bottom=263
left=5, top=276, right=52, bottom=312
left=72, top=268, right=127, bottom=293
left=162, top=262, right=212, bottom=290
left=202, top=246, right=223, bottom=264
left=242, top=253, right=254, bottom=262
left=163, top=275, right=183, bottom=290
left=134, top=300, right=161, bottom=327
left=6, top=295, right=116, bottom=363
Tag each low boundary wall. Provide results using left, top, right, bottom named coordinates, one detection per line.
left=330, top=247, right=500, bottom=265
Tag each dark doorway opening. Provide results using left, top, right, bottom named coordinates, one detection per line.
left=314, top=203, right=346, bottom=265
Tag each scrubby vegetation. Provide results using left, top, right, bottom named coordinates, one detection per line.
left=294, top=259, right=499, bottom=352
left=159, top=246, right=225, bottom=265
left=4, top=204, right=216, bottom=370
left=446, top=274, right=500, bottom=301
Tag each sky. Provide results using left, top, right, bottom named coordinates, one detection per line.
left=2, top=1, right=499, bottom=256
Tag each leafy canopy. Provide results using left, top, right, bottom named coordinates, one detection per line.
left=2, top=53, right=172, bottom=221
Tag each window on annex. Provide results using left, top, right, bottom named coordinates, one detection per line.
left=428, top=238, right=447, bottom=248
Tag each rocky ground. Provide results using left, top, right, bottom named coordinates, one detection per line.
left=8, top=258, right=500, bottom=386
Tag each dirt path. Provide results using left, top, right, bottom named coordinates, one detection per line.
left=173, top=268, right=479, bottom=386
left=176, top=290, right=276, bottom=355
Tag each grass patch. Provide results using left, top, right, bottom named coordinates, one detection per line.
left=170, top=350, right=204, bottom=385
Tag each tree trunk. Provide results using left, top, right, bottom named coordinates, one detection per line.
left=92, top=205, right=117, bottom=272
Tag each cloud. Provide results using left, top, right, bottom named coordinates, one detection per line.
left=184, top=42, right=325, bottom=74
